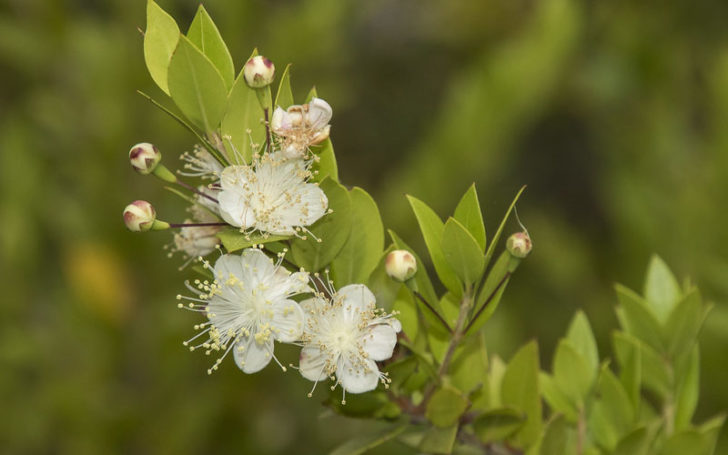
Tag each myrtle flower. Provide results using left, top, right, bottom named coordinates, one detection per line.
left=299, top=284, right=401, bottom=400
left=179, top=145, right=224, bottom=180
left=178, top=249, right=311, bottom=374
left=217, top=154, right=328, bottom=237
left=271, top=98, right=332, bottom=159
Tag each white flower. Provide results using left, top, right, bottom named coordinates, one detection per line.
left=217, top=155, right=328, bottom=236
left=271, top=98, right=332, bottom=159
left=299, top=284, right=401, bottom=399
left=179, top=249, right=311, bottom=375
left=179, top=145, right=224, bottom=180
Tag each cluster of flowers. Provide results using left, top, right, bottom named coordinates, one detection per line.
left=123, top=56, right=410, bottom=399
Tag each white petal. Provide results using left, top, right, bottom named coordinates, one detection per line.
left=336, top=284, right=376, bottom=323
left=300, top=296, right=326, bottom=316
left=270, top=107, right=286, bottom=134
left=234, top=337, right=273, bottom=374
left=362, top=324, right=398, bottom=361
left=271, top=299, right=304, bottom=343
left=307, top=98, right=332, bottom=130
left=214, top=254, right=245, bottom=279
left=218, top=190, right=255, bottom=227
left=299, top=346, right=328, bottom=381
left=241, top=248, right=277, bottom=284
left=337, top=357, right=379, bottom=394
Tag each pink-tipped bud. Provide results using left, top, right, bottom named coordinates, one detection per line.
left=386, top=250, right=417, bottom=282
left=123, top=200, right=156, bottom=232
left=243, top=55, right=275, bottom=88
left=507, top=232, right=532, bottom=258
left=129, top=142, right=161, bottom=175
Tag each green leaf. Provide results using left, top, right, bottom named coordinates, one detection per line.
left=466, top=251, right=511, bottom=335
left=305, top=86, right=318, bottom=103
left=615, top=284, right=665, bottom=352
left=325, top=390, right=400, bottom=420
left=483, top=185, right=526, bottom=271
left=167, top=35, right=229, bottom=133
left=502, top=341, right=542, bottom=448
left=441, top=217, right=485, bottom=285
left=616, top=331, right=642, bottom=409
left=566, top=310, right=599, bottom=375
left=644, top=255, right=681, bottom=323
left=451, top=331, right=489, bottom=395
left=664, top=290, right=707, bottom=359
left=392, top=286, right=418, bottom=340
left=453, top=184, right=486, bottom=250
left=221, top=49, right=264, bottom=164
left=419, top=424, right=458, bottom=454
left=290, top=178, right=351, bottom=272
left=407, top=195, right=461, bottom=295
left=312, top=138, right=339, bottom=182
left=331, top=188, right=384, bottom=287
left=598, top=367, right=634, bottom=431
left=473, top=407, right=526, bottom=443
left=613, top=427, right=651, bottom=455
left=329, top=425, right=407, bottom=455
left=216, top=230, right=288, bottom=252
left=674, top=346, right=699, bottom=430
left=425, top=385, right=469, bottom=428
left=660, top=430, right=712, bottom=455
left=143, top=0, right=180, bottom=95
left=613, top=332, right=670, bottom=397
left=697, top=414, right=726, bottom=455
left=274, top=64, right=294, bottom=109
left=539, top=372, right=578, bottom=421
left=553, top=339, right=594, bottom=407
left=540, top=415, right=577, bottom=455
left=186, top=4, right=235, bottom=89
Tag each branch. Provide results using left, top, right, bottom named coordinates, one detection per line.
left=414, top=291, right=453, bottom=334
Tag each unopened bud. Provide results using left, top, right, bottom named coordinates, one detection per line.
left=129, top=142, right=161, bottom=175
left=243, top=56, right=275, bottom=88
left=123, top=200, right=163, bottom=232
left=507, top=232, right=532, bottom=258
left=386, top=250, right=417, bottom=282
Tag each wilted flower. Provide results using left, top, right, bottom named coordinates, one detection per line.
left=385, top=250, right=417, bottom=282
left=179, top=249, right=311, bottom=374
left=217, top=154, right=328, bottom=236
left=129, top=142, right=161, bottom=175
left=243, top=55, right=275, bottom=88
left=271, top=98, right=332, bottom=159
left=299, top=284, right=401, bottom=399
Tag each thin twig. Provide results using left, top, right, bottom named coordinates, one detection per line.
left=414, top=291, right=453, bottom=333
left=175, top=179, right=219, bottom=204
left=463, top=272, right=511, bottom=334
left=169, top=222, right=228, bottom=228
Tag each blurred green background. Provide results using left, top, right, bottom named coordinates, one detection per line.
left=1, top=0, right=727, bottom=453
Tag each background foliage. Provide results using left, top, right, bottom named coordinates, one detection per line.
left=1, top=0, right=727, bottom=453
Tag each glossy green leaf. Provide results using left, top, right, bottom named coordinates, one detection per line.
left=615, top=284, right=665, bottom=352
left=331, top=187, right=384, bottom=287
left=167, top=35, right=228, bottom=133
left=216, top=229, right=287, bottom=252
left=186, top=4, right=234, bottom=89
left=473, top=407, right=526, bottom=443
left=540, top=415, right=577, bottom=455
left=143, top=0, right=180, bottom=95
left=329, top=425, right=407, bottom=455
left=598, top=367, right=634, bottom=430
left=553, top=339, right=594, bottom=407
left=290, top=178, right=351, bottom=272
left=644, top=255, right=681, bottom=323
left=697, top=414, right=726, bottom=455
left=566, top=310, right=599, bottom=374
left=661, top=430, right=712, bottom=455
left=483, top=185, right=526, bottom=270
left=407, top=195, right=461, bottom=295
left=441, top=217, right=485, bottom=285
left=451, top=332, right=489, bottom=395
left=274, top=64, right=294, bottom=109
left=467, top=251, right=511, bottom=335
left=539, top=372, right=578, bottom=421
left=221, top=49, right=264, bottom=164
left=426, top=385, right=469, bottom=428
left=392, top=286, right=418, bottom=340
left=616, top=331, right=642, bottom=408
left=665, top=290, right=706, bottom=358
left=613, top=427, right=651, bottom=455
left=453, top=184, right=486, bottom=250
left=502, top=341, right=542, bottom=448
left=419, top=424, right=458, bottom=454
left=305, top=86, right=318, bottom=103
left=613, top=332, right=670, bottom=397
left=325, top=390, right=400, bottom=420
left=312, top=138, right=339, bottom=182
left=674, top=345, right=699, bottom=430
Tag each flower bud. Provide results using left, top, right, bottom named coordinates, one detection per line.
left=386, top=250, right=417, bottom=282
left=243, top=55, right=275, bottom=88
left=506, top=232, right=532, bottom=258
left=129, top=142, right=161, bottom=175
left=123, top=200, right=157, bottom=232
